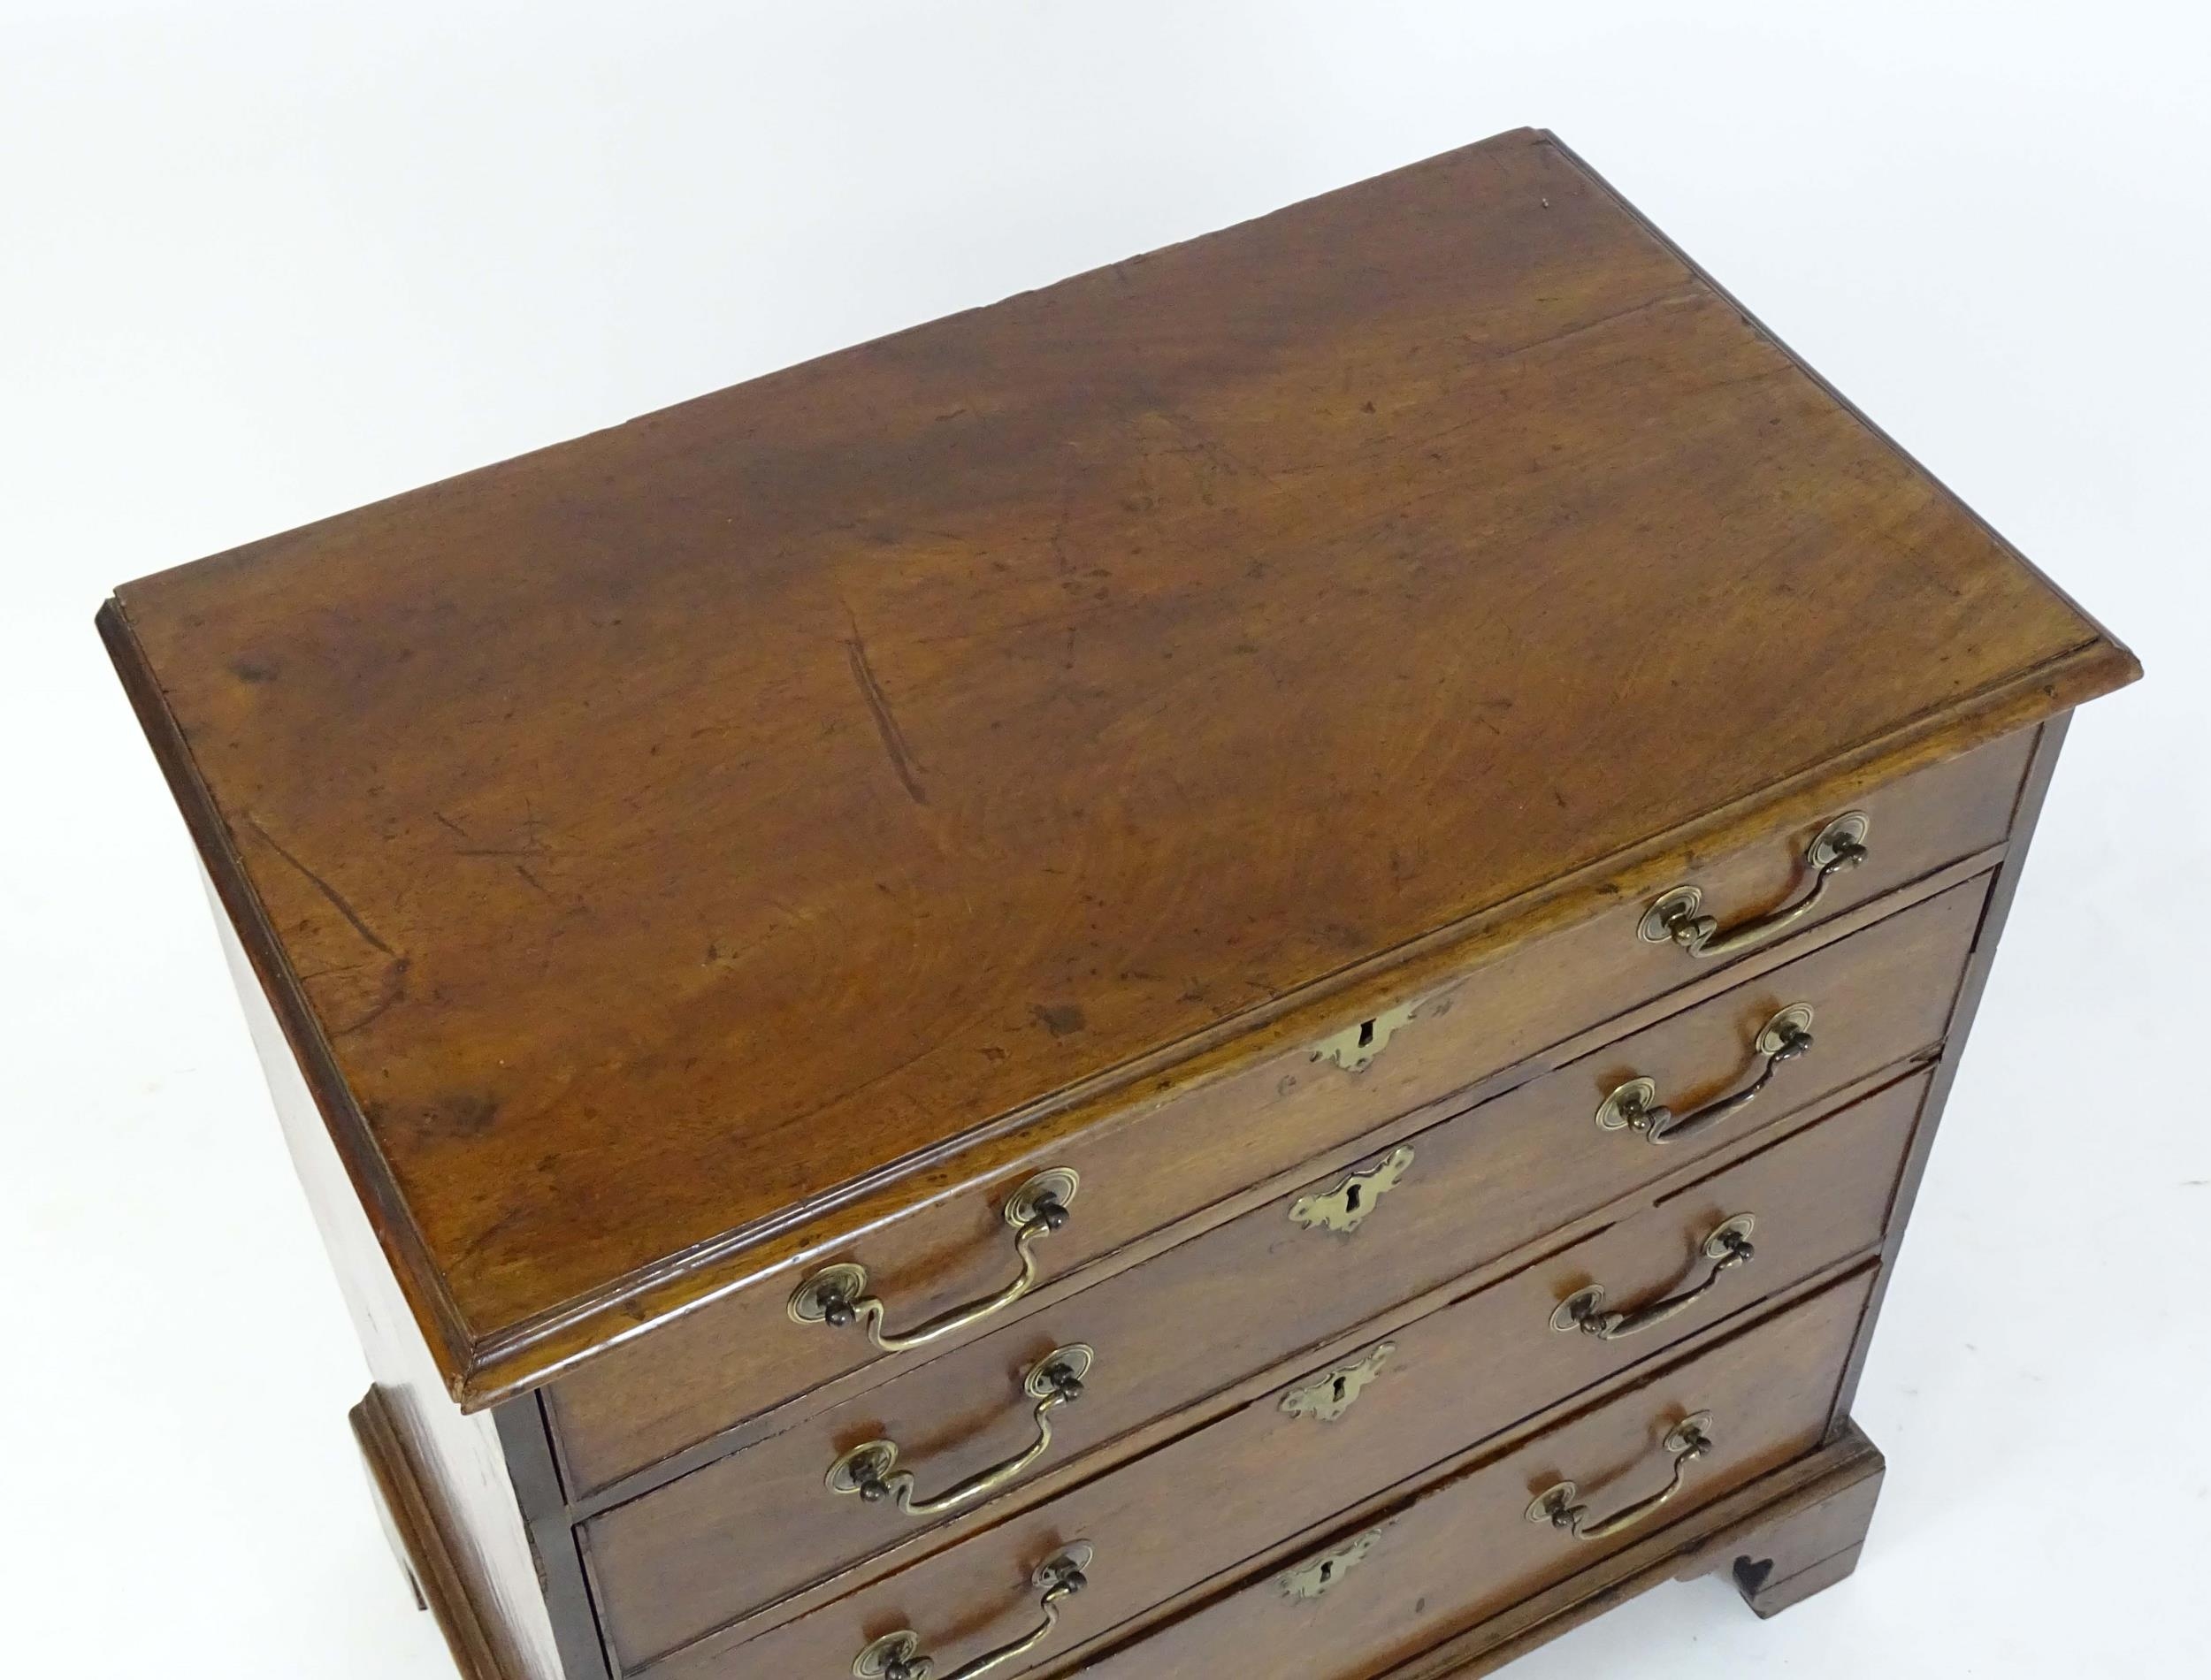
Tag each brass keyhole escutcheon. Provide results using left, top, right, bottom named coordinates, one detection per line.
left=1278, top=1525, right=1389, bottom=1600
left=1311, top=1000, right=1419, bottom=1073
left=1289, top=1146, right=1415, bottom=1234
left=1281, top=1342, right=1395, bottom=1424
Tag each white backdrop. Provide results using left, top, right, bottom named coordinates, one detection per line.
left=4, top=4, right=2207, bottom=1676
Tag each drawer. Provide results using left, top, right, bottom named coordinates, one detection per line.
left=592, top=1071, right=1922, bottom=1674
left=632, top=1268, right=1883, bottom=1680
left=548, top=734, right=2026, bottom=1493
left=1071, top=1269, right=1880, bottom=1680
left=579, top=879, right=1978, bottom=1657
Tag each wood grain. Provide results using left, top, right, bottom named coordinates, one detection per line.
left=209, top=903, right=567, bottom=1679
left=555, top=867, right=1980, bottom=1518
left=1723, top=1443, right=1885, bottom=1619
left=585, top=1069, right=1926, bottom=1667
left=1832, top=714, right=2071, bottom=1423
left=99, top=126, right=2133, bottom=1401
left=649, top=1270, right=1877, bottom=1679
left=353, top=1386, right=525, bottom=1680
left=1305, top=1422, right=1887, bottom=1680
left=547, top=734, right=2024, bottom=1490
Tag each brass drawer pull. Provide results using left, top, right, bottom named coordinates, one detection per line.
left=1641, top=813, right=1870, bottom=959
left=852, top=1544, right=1092, bottom=1679
left=1526, top=1413, right=1716, bottom=1543
left=1551, top=1217, right=1756, bottom=1340
left=1595, top=1005, right=1815, bottom=1146
left=827, top=1346, right=1092, bottom=1518
left=790, top=1169, right=1079, bottom=1353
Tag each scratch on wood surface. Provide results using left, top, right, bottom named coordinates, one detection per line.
left=1493, top=286, right=1705, bottom=363
left=1160, top=408, right=1280, bottom=488
left=243, top=813, right=398, bottom=958
left=331, top=958, right=412, bottom=1038
left=451, top=1203, right=528, bottom=1267
left=1051, top=477, right=1075, bottom=570
left=844, top=608, right=930, bottom=806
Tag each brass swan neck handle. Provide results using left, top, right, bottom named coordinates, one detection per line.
left=791, top=1169, right=1079, bottom=1353
left=1528, top=1414, right=1717, bottom=1543
left=1595, top=1006, right=1815, bottom=1147
left=827, top=1348, right=1092, bottom=1518
left=1641, top=813, right=1870, bottom=960
left=852, top=1546, right=1093, bottom=1680
left=1552, top=1217, right=1757, bottom=1340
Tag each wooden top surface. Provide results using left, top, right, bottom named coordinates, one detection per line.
left=103, top=128, right=2133, bottom=1400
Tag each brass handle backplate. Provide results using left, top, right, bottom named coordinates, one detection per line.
left=1526, top=1413, right=1716, bottom=1543
left=1595, top=1005, right=1815, bottom=1146
left=1641, top=813, right=1871, bottom=960
left=1551, top=1218, right=1757, bottom=1340
left=827, top=1346, right=1092, bottom=1518
left=852, top=1544, right=1092, bottom=1679
left=791, top=1169, right=1079, bottom=1353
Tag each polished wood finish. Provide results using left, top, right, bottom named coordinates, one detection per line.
left=210, top=903, right=569, bottom=1680
left=547, top=734, right=2027, bottom=1493
left=354, top=1386, right=526, bottom=1680
left=1832, top=712, right=2073, bottom=1424
left=493, top=1394, right=620, bottom=1680
left=586, top=1069, right=1927, bottom=1667
left=1333, top=1422, right=1888, bottom=1680
left=102, top=126, right=2136, bottom=1680
left=98, top=126, right=2130, bottom=1407
left=668, top=1271, right=1876, bottom=1680
left=1724, top=1439, right=1885, bottom=1619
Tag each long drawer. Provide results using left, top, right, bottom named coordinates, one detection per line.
left=546, top=733, right=2029, bottom=1493
left=594, top=1068, right=1924, bottom=1674
left=1069, top=1269, right=1880, bottom=1680
left=578, top=879, right=1977, bottom=1659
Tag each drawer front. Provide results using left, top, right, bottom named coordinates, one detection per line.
left=584, top=882, right=1976, bottom=1661
left=598, top=1071, right=1922, bottom=1674
left=549, top=734, right=2024, bottom=1493
left=1071, top=1269, right=1880, bottom=1680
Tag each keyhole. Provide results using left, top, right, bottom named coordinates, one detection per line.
left=1358, top=1019, right=1376, bottom=1048
left=1343, top=1184, right=1363, bottom=1214
left=1317, top=1561, right=1336, bottom=1586
left=1331, top=1374, right=1350, bottom=1404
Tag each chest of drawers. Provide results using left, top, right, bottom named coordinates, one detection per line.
left=102, top=128, right=2136, bottom=1680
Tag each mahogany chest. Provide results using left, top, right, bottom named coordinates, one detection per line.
left=103, top=128, right=2137, bottom=1678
